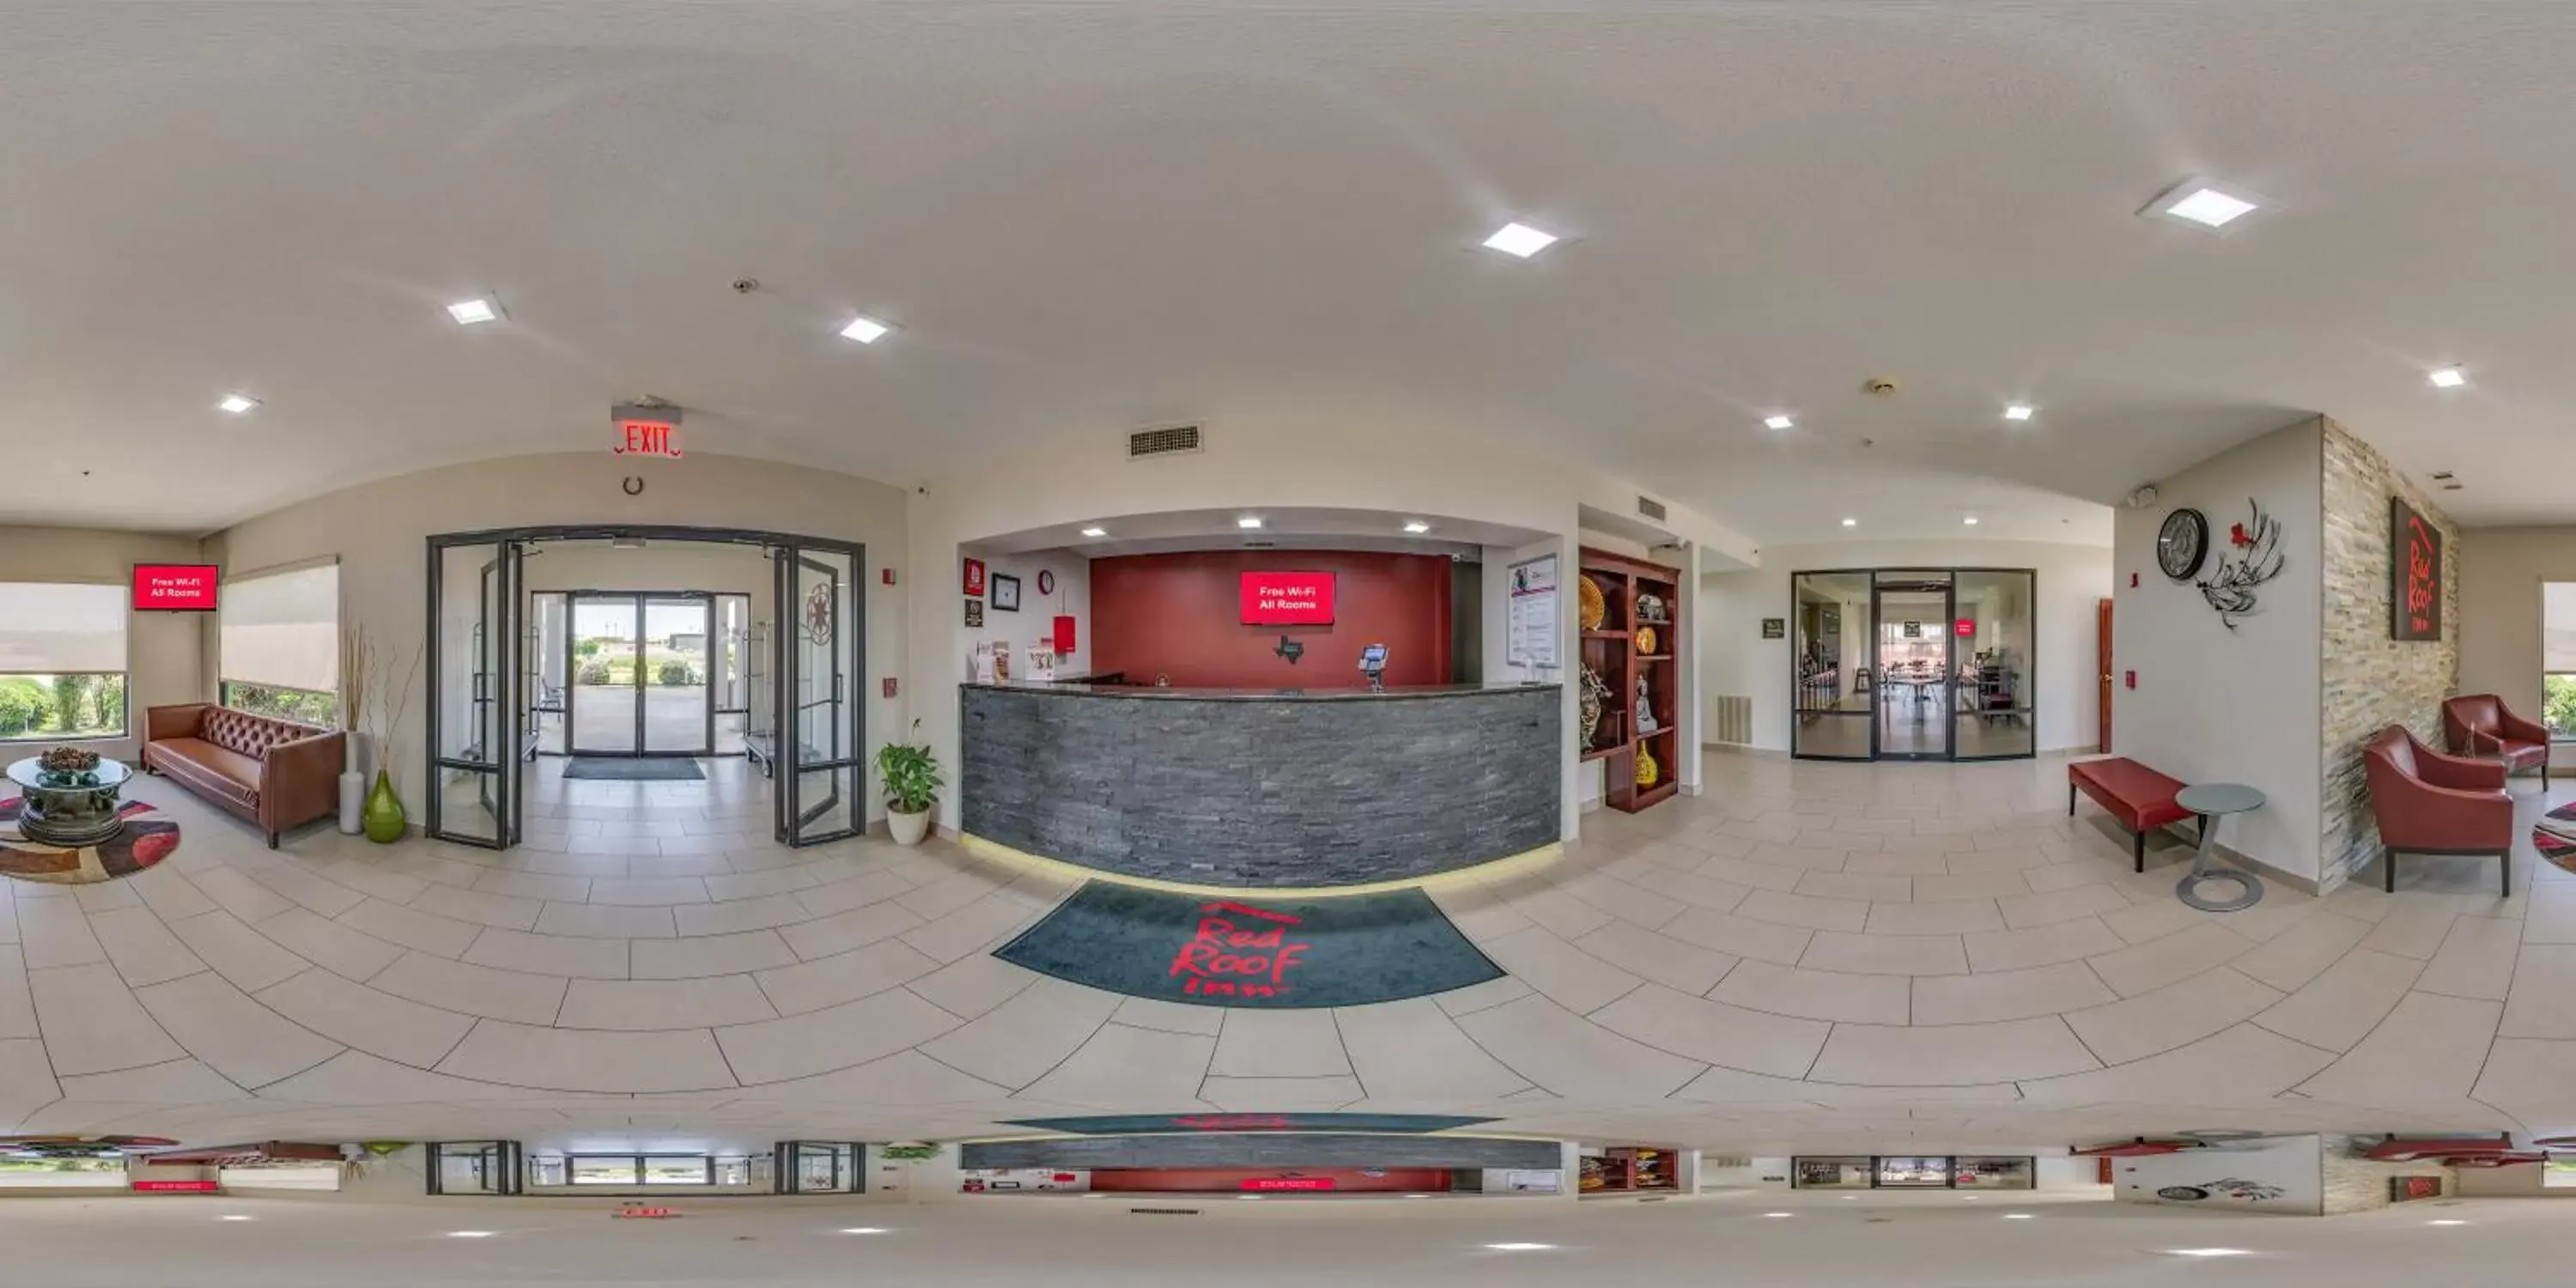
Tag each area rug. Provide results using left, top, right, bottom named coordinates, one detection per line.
left=0, top=799, right=181, bottom=884
left=994, top=881, right=1503, bottom=1009
left=2533, top=803, right=2576, bottom=872
left=562, top=758, right=705, bottom=781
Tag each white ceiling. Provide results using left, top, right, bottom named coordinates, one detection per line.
left=3, top=3, right=2571, bottom=540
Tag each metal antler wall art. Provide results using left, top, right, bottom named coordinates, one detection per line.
left=2197, top=497, right=2287, bottom=630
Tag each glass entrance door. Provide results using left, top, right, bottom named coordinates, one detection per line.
left=641, top=595, right=713, bottom=756
left=569, top=595, right=639, bottom=755
left=1873, top=572, right=1955, bottom=761
left=776, top=547, right=860, bottom=845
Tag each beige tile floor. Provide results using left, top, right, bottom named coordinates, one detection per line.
left=1, top=750, right=2567, bottom=1151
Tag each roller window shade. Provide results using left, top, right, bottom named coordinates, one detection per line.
left=0, top=583, right=125, bottom=672
left=220, top=563, right=339, bottom=692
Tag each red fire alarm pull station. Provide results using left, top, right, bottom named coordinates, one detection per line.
left=882, top=677, right=898, bottom=699
left=883, top=568, right=897, bottom=586
left=2125, top=671, right=2137, bottom=690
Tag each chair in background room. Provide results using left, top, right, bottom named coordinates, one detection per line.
left=2441, top=694, right=2552, bottom=789
left=2363, top=726, right=2514, bottom=896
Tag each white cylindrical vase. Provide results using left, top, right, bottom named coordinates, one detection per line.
left=338, top=732, right=368, bottom=834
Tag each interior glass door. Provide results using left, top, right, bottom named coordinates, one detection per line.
left=776, top=546, right=860, bottom=845
left=428, top=540, right=521, bottom=846
left=569, top=594, right=640, bottom=755
left=1873, top=571, right=1955, bottom=761
left=641, top=594, right=713, bottom=756
left=1953, top=569, right=2037, bottom=760
left=530, top=592, right=568, bottom=755
left=714, top=592, right=750, bottom=755
left=1790, top=572, right=1871, bottom=760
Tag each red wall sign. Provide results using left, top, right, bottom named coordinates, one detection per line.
left=1238, top=571, right=1337, bottom=625
left=613, top=418, right=682, bottom=459
left=2391, top=496, right=2444, bottom=641
left=131, top=1180, right=220, bottom=1193
left=1241, top=1176, right=1338, bottom=1192
left=131, top=564, right=219, bottom=611
left=1954, top=618, right=1975, bottom=637
left=963, top=557, right=987, bottom=598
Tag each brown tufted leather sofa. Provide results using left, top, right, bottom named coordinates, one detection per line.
left=143, top=704, right=345, bottom=848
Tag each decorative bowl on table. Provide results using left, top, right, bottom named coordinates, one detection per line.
left=37, top=746, right=101, bottom=786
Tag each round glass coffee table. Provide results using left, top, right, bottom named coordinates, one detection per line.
left=2174, top=782, right=2266, bottom=912
left=3, top=756, right=136, bottom=848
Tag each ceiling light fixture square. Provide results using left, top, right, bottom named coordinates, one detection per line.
left=1236, top=516, right=1263, bottom=530
left=446, top=297, right=501, bottom=325
left=2003, top=404, right=2035, bottom=422
left=1079, top=526, right=1108, bottom=538
left=838, top=315, right=893, bottom=344
left=1964, top=516, right=1980, bottom=526
left=1403, top=520, right=1431, bottom=534
left=1764, top=414, right=1795, bottom=431
left=2427, top=366, right=2468, bottom=389
left=1841, top=518, right=1857, bottom=527
left=2142, top=177, right=2270, bottom=232
left=217, top=393, right=260, bottom=414
left=1481, top=222, right=1559, bottom=258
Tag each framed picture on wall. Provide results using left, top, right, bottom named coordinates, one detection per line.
left=2391, top=496, right=2443, bottom=640
left=992, top=573, right=1021, bottom=611
left=963, top=557, right=987, bottom=598
left=964, top=598, right=984, bottom=628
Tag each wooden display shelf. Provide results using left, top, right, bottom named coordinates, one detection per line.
left=1581, top=547, right=1684, bottom=815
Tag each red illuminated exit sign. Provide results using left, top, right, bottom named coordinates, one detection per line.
left=611, top=402, right=683, bottom=459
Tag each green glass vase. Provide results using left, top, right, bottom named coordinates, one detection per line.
left=361, top=769, right=407, bottom=843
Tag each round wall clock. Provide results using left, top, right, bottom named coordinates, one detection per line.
left=1036, top=569, right=1055, bottom=597
left=2158, top=508, right=2210, bottom=580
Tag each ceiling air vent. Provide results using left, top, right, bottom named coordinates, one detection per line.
left=1636, top=495, right=1668, bottom=522
left=1127, top=425, right=1203, bottom=459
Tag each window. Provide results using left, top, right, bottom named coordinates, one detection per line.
left=219, top=562, right=339, bottom=726
left=2547, top=583, right=2576, bottom=739
left=2546, top=1154, right=2576, bottom=1188
left=0, top=582, right=128, bottom=741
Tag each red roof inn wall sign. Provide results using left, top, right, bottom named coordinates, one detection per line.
left=2391, top=495, right=2444, bottom=641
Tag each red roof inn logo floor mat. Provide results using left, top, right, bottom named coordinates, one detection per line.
left=993, top=882, right=1503, bottom=1008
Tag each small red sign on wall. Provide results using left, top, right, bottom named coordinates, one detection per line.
left=613, top=418, right=682, bottom=459
left=963, top=557, right=987, bottom=598
left=1238, top=572, right=1336, bottom=625
left=1242, top=1176, right=1336, bottom=1192
left=1955, top=618, right=1974, bottom=637
left=131, top=1180, right=220, bottom=1193
left=131, top=564, right=219, bottom=611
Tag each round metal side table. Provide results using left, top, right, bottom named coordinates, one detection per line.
left=2174, top=782, right=2266, bottom=912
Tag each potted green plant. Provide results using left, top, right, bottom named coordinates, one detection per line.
left=875, top=720, right=942, bottom=846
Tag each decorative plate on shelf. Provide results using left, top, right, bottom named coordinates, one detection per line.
left=1634, top=625, right=1658, bottom=655
left=1578, top=575, right=1607, bottom=630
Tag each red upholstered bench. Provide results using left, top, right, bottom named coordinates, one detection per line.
left=2069, top=757, right=2191, bottom=872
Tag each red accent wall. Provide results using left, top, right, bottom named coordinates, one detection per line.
left=1090, top=551, right=1453, bottom=689
left=1089, top=1168, right=1453, bottom=1194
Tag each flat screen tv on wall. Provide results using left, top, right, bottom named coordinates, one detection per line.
left=1239, top=571, right=1336, bottom=625
left=131, top=563, right=220, bottom=612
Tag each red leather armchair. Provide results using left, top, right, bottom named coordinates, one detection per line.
left=2363, top=726, right=2513, bottom=896
left=2442, top=694, right=2551, bottom=788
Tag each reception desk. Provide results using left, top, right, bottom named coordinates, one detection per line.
left=960, top=682, right=1562, bottom=888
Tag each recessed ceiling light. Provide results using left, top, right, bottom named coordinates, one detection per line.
left=2163, top=1249, right=2254, bottom=1258
left=1079, top=526, right=1108, bottom=538
left=1841, top=518, right=1857, bottom=527
left=1764, top=414, right=1795, bottom=431
left=447, top=1230, right=495, bottom=1239
left=1236, top=1194, right=1266, bottom=1200
left=2427, top=366, right=2468, bottom=389
left=1481, top=222, right=1558, bottom=258
left=219, top=1214, right=253, bottom=1222
left=2427, top=1218, right=2468, bottom=1226
left=838, top=1227, right=889, bottom=1235
left=1236, top=516, right=1263, bottom=530
left=838, top=315, right=893, bottom=344
left=446, top=297, right=501, bottom=325
left=1485, top=1242, right=1556, bottom=1251
left=2142, top=177, right=2268, bottom=231
left=1403, top=520, right=1431, bottom=534
left=217, top=393, right=260, bottom=415
left=2002, top=1213, right=2036, bottom=1220
left=2003, top=404, right=2035, bottom=422
left=1964, top=516, right=1980, bottom=526
left=1761, top=1212, right=1794, bottom=1218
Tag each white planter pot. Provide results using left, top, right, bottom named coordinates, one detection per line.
left=338, top=771, right=366, bottom=834
left=886, top=805, right=932, bottom=847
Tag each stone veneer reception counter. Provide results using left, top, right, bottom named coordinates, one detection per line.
left=959, top=682, right=1562, bottom=888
